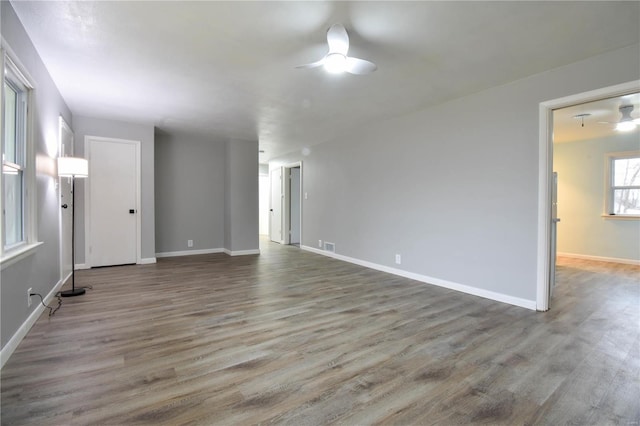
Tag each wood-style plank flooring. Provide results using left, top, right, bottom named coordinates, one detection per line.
left=1, top=241, right=639, bottom=425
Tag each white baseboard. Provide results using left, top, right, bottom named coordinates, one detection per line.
left=223, top=249, right=260, bottom=256
left=139, top=257, right=157, bottom=265
left=301, top=245, right=536, bottom=311
left=156, top=248, right=224, bottom=258
left=557, top=252, right=640, bottom=266
left=0, top=278, right=65, bottom=369
left=74, top=263, right=90, bottom=270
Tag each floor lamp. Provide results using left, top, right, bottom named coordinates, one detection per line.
left=58, top=156, right=88, bottom=297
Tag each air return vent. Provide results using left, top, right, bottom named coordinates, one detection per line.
left=324, top=242, right=335, bottom=253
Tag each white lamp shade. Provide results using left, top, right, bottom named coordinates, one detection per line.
left=57, top=157, right=88, bottom=178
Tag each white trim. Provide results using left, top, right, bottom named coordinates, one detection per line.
left=558, top=252, right=640, bottom=266
left=155, top=248, right=224, bottom=258
left=74, top=263, right=90, bottom=270
left=302, top=245, right=536, bottom=310
left=223, top=249, right=260, bottom=256
left=0, top=277, right=65, bottom=369
left=84, top=136, right=142, bottom=267
left=61, top=271, right=72, bottom=286
left=601, top=214, right=640, bottom=220
left=0, top=241, right=42, bottom=271
left=537, top=80, right=640, bottom=312
left=1, top=44, right=38, bottom=257
left=139, top=257, right=157, bottom=264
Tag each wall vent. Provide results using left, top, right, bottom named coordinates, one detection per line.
left=324, top=242, right=335, bottom=253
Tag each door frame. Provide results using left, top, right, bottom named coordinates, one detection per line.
left=84, top=135, right=142, bottom=267
left=58, top=116, right=73, bottom=284
left=536, top=80, right=639, bottom=311
left=283, top=162, right=303, bottom=245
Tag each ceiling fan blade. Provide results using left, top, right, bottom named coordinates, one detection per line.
left=327, top=24, right=349, bottom=55
left=295, top=58, right=325, bottom=69
left=345, top=57, right=377, bottom=75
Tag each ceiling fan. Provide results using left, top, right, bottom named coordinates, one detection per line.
left=599, top=105, right=640, bottom=131
left=297, top=24, right=377, bottom=75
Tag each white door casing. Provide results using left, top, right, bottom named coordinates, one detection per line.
left=549, top=172, right=559, bottom=299
left=58, top=117, right=73, bottom=283
left=85, top=136, right=141, bottom=267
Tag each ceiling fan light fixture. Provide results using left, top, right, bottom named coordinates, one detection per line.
left=297, top=24, right=376, bottom=76
left=324, top=53, right=347, bottom=74
left=612, top=105, right=638, bottom=131
left=615, top=120, right=636, bottom=132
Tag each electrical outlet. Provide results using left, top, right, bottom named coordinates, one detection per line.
left=188, top=239, right=194, bottom=248
left=318, top=239, right=322, bottom=248
left=27, top=287, right=32, bottom=307
left=395, top=254, right=402, bottom=265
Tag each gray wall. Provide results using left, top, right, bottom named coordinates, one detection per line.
left=72, top=115, right=155, bottom=262
left=271, top=44, right=640, bottom=304
left=225, top=140, right=259, bottom=252
left=155, top=131, right=226, bottom=253
left=555, top=133, right=640, bottom=261
left=1, top=2, right=72, bottom=348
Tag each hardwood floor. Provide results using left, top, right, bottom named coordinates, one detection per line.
left=1, top=243, right=638, bottom=425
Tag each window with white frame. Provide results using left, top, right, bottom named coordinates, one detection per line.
left=1, top=51, right=33, bottom=254
left=605, top=151, right=640, bottom=216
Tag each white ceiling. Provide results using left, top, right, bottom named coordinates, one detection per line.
left=9, top=1, right=640, bottom=161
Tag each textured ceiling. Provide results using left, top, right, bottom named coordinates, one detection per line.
left=9, top=1, right=640, bottom=161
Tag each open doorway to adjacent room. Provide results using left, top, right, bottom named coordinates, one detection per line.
left=267, top=162, right=303, bottom=246
left=538, top=80, right=639, bottom=311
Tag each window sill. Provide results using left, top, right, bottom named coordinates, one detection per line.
left=0, top=242, right=43, bottom=271
left=601, top=214, right=640, bottom=221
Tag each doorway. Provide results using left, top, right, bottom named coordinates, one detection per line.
left=269, top=162, right=303, bottom=246
left=537, top=80, right=639, bottom=311
left=85, top=136, right=141, bottom=267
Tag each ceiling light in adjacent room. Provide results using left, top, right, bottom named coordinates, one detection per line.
left=616, top=105, right=637, bottom=132
left=324, top=53, right=347, bottom=74
left=573, top=113, right=591, bottom=127
left=616, top=121, right=636, bottom=132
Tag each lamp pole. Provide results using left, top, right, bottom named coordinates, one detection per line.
left=60, top=172, right=85, bottom=297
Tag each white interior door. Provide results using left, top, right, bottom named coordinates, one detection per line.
left=270, top=168, right=282, bottom=243
left=59, top=117, right=73, bottom=282
left=88, top=137, right=139, bottom=267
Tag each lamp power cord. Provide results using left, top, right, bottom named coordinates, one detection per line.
left=30, top=292, right=62, bottom=317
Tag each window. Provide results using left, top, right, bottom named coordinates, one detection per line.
left=605, top=151, right=640, bottom=217
left=1, top=50, right=33, bottom=258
